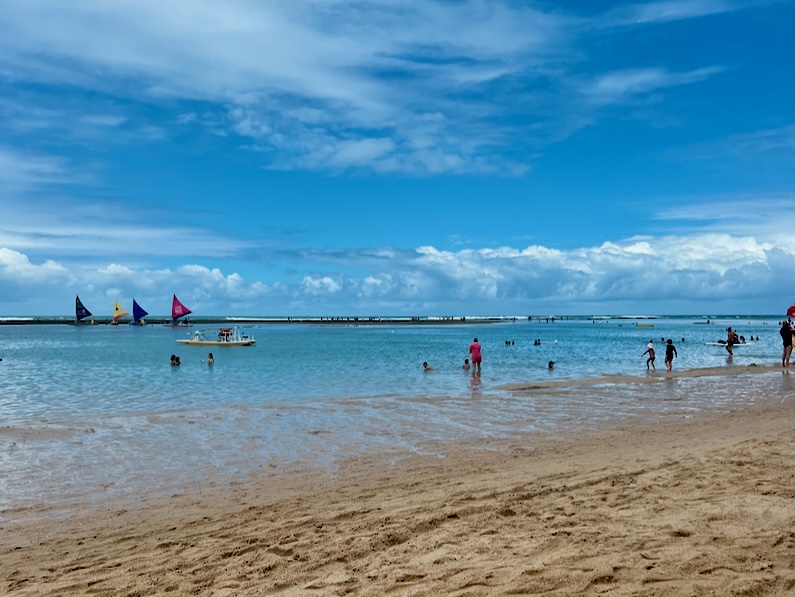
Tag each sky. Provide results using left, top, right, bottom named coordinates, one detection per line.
left=1, top=0, right=793, bottom=318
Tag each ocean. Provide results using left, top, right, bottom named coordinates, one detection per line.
left=1, top=315, right=791, bottom=520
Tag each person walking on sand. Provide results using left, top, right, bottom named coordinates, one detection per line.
left=469, top=338, right=482, bottom=374
left=780, top=320, right=793, bottom=368
left=664, top=339, right=677, bottom=371
left=641, top=341, right=656, bottom=371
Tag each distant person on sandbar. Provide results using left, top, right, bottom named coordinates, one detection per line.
left=780, top=320, right=793, bottom=368
left=664, top=339, right=677, bottom=371
left=469, top=338, right=482, bottom=374
left=641, top=341, right=655, bottom=371
left=463, top=358, right=470, bottom=370
left=423, top=361, right=434, bottom=371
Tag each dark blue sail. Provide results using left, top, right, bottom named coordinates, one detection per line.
left=75, top=295, right=92, bottom=322
left=132, top=299, right=148, bottom=323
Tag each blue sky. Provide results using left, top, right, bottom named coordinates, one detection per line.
left=1, top=0, right=793, bottom=317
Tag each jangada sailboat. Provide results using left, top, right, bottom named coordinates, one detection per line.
left=167, top=294, right=192, bottom=327
left=131, top=299, right=149, bottom=326
left=112, top=300, right=129, bottom=325
left=75, top=295, right=93, bottom=324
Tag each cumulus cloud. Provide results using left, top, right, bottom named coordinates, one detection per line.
left=2, top=225, right=791, bottom=315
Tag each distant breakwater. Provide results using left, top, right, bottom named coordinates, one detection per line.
left=0, top=315, right=547, bottom=326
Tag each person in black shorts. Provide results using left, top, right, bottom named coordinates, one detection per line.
left=664, top=339, right=677, bottom=371
left=780, top=320, right=793, bottom=368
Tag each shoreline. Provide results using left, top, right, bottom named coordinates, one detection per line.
left=2, top=390, right=793, bottom=595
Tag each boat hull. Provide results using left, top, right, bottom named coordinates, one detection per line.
left=176, top=339, right=256, bottom=346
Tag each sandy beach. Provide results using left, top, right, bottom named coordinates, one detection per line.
left=2, top=382, right=793, bottom=596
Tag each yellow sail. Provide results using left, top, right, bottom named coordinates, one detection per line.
left=113, top=300, right=129, bottom=322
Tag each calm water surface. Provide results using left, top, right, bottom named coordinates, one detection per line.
left=0, top=316, right=790, bottom=518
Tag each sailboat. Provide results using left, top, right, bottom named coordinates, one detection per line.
left=167, top=294, right=192, bottom=327
left=112, top=300, right=129, bottom=324
left=75, top=295, right=93, bottom=324
left=131, top=299, right=149, bottom=326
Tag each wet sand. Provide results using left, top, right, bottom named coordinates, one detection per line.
left=2, top=381, right=793, bottom=596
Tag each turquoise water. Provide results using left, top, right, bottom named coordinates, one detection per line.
left=0, top=316, right=791, bottom=518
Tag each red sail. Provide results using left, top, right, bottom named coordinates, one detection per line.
left=171, top=294, right=192, bottom=320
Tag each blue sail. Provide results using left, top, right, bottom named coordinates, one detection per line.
left=132, top=299, right=149, bottom=323
left=75, top=295, right=92, bottom=322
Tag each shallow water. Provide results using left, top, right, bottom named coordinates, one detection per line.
left=0, top=316, right=789, bottom=518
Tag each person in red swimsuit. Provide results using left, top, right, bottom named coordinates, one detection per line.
left=469, top=338, right=482, bottom=374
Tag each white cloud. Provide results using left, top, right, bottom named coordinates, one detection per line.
left=301, top=275, right=343, bottom=295
left=580, top=66, right=724, bottom=105
left=600, top=0, right=742, bottom=27
left=0, top=146, right=70, bottom=190
left=2, top=221, right=791, bottom=315
left=0, top=1, right=759, bottom=173
left=0, top=1, right=584, bottom=174
left=0, top=247, right=70, bottom=281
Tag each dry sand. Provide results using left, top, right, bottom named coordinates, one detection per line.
left=2, top=391, right=793, bottom=596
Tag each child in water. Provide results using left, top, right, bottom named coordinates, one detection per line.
left=641, top=341, right=655, bottom=370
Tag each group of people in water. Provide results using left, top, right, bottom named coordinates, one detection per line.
left=170, top=352, right=214, bottom=366
left=425, top=337, right=484, bottom=374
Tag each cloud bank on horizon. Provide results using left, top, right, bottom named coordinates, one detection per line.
left=0, top=0, right=793, bottom=316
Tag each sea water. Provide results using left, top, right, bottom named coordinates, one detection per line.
left=0, top=316, right=791, bottom=518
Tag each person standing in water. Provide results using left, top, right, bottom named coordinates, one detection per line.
left=780, top=320, right=793, bottom=368
left=641, top=341, right=656, bottom=371
left=664, top=339, right=677, bottom=371
left=469, top=338, right=482, bottom=374
left=725, top=327, right=735, bottom=356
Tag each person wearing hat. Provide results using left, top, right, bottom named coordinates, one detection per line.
left=641, top=340, right=656, bottom=371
